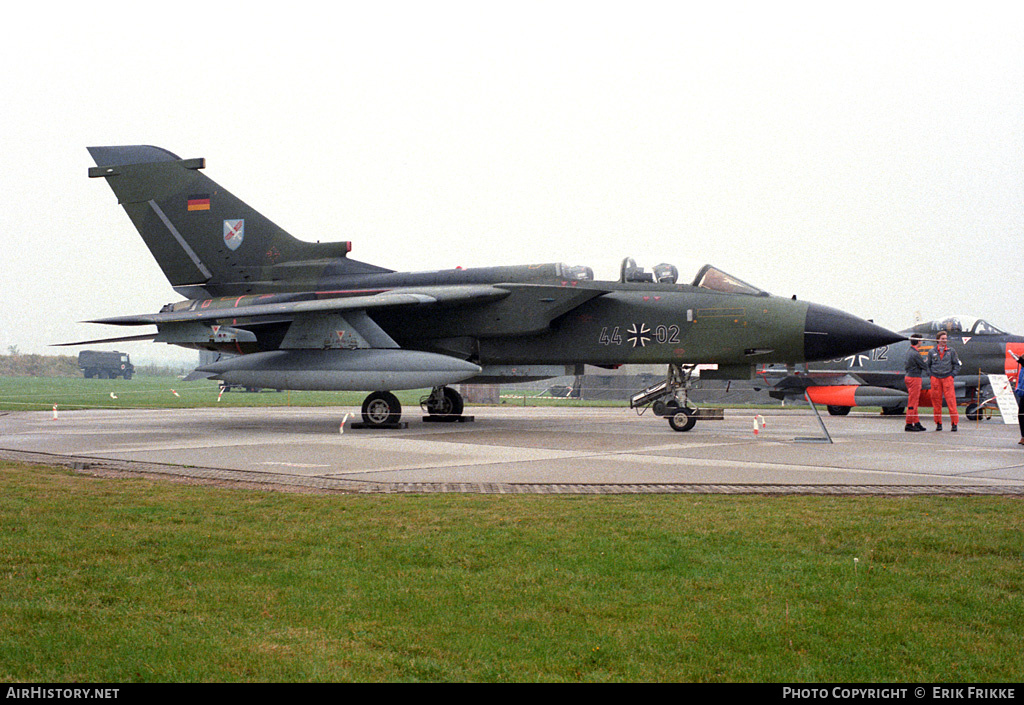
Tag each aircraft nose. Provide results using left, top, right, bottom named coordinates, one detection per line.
left=804, top=303, right=905, bottom=361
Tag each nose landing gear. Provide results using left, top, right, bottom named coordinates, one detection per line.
left=631, top=364, right=700, bottom=432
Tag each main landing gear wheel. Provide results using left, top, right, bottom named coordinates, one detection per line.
left=966, top=402, right=982, bottom=422
left=424, top=386, right=464, bottom=417
left=667, top=406, right=697, bottom=432
left=361, top=391, right=402, bottom=427
left=827, top=405, right=851, bottom=416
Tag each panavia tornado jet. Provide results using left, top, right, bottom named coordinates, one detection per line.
left=73, top=145, right=902, bottom=431
left=758, top=316, right=1024, bottom=420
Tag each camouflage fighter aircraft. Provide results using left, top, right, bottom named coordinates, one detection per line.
left=71, top=145, right=902, bottom=431
left=758, top=315, right=1024, bottom=420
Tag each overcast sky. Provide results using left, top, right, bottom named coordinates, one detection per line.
left=2, top=1, right=1022, bottom=365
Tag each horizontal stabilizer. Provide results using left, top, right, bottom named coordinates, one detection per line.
left=182, top=370, right=218, bottom=382
left=53, top=332, right=156, bottom=347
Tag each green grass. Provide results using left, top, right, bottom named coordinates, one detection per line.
left=0, top=374, right=430, bottom=411
left=1, top=461, right=1021, bottom=682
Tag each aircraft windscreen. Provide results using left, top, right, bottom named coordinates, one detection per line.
left=970, top=319, right=1006, bottom=335
left=692, top=265, right=766, bottom=296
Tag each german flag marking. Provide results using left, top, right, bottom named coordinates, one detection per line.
left=187, top=194, right=211, bottom=211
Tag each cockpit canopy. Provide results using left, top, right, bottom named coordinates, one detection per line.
left=904, top=316, right=1008, bottom=337
left=616, top=258, right=768, bottom=295
left=691, top=264, right=767, bottom=296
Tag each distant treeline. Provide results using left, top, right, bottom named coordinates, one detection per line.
left=0, top=354, right=79, bottom=377
left=0, top=353, right=183, bottom=378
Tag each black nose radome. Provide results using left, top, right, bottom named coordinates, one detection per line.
left=804, top=303, right=905, bottom=361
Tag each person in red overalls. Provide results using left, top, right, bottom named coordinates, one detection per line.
left=903, top=334, right=927, bottom=431
left=926, top=330, right=962, bottom=431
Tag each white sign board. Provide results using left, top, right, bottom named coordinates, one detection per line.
left=987, top=374, right=1018, bottom=425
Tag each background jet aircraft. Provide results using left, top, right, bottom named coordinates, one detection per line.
left=73, top=145, right=902, bottom=431
left=758, top=315, right=1024, bottom=420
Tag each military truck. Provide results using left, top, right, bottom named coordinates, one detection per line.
left=78, top=350, right=134, bottom=379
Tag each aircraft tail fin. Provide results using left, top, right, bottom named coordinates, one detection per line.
left=87, top=146, right=390, bottom=297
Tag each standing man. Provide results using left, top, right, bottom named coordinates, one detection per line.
left=927, top=330, right=962, bottom=431
left=904, top=333, right=927, bottom=432
left=1014, top=353, right=1024, bottom=446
